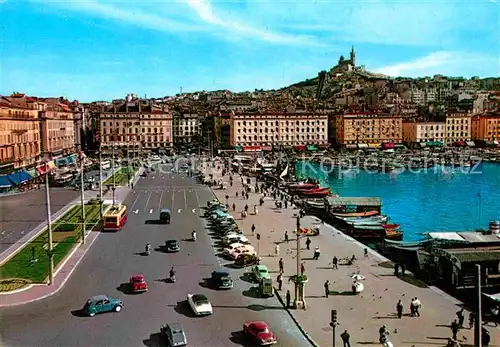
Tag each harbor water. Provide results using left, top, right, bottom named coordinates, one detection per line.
left=295, top=161, right=500, bottom=241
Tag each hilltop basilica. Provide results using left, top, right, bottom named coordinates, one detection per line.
left=330, top=46, right=357, bottom=74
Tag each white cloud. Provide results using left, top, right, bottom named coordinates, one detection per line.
left=374, top=51, right=500, bottom=77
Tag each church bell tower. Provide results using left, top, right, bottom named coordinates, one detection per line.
left=350, top=46, right=356, bottom=67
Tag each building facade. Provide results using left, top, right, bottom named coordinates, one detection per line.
left=0, top=96, right=41, bottom=170
left=39, top=100, right=75, bottom=159
left=173, top=113, right=200, bottom=145
left=445, top=112, right=472, bottom=145
left=100, top=104, right=173, bottom=153
left=232, top=112, right=328, bottom=148
left=336, top=113, right=403, bottom=147
left=402, top=122, right=445, bottom=145
left=471, top=113, right=500, bottom=142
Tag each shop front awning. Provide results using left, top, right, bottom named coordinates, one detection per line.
left=0, top=175, right=12, bottom=188
left=419, top=142, right=427, bottom=148
left=26, top=168, right=37, bottom=178
left=382, top=142, right=395, bottom=149
left=357, top=144, right=368, bottom=149
left=466, top=141, right=475, bottom=147
left=235, top=145, right=243, bottom=152
left=66, top=154, right=78, bottom=164
left=494, top=140, right=499, bottom=146
left=368, top=143, right=381, bottom=148
left=7, top=171, right=32, bottom=185
left=55, top=158, right=68, bottom=166
left=262, top=146, right=273, bottom=151
left=36, top=161, right=55, bottom=175
left=454, top=141, right=466, bottom=147
left=394, top=144, right=407, bottom=149
left=345, top=144, right=357, bottom=149
left=295, top=145, right=306, bottom=151
left=306, top=145, right=318, bottom=152
left=426, top=141, right=444, bottom=147
left=243, top=146, right=262, bottom=152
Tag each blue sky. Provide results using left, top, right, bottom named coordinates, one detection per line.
left=1, top=0, right=499, bottom=102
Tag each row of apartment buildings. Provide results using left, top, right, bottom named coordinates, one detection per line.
left=335, top=111, right=500, bottom=148
left=0, top=94, right=78, bottom=172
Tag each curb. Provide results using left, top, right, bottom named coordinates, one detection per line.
left=0, top=283, right=34, bottom=295
left=273, top=287, right=320, bottom=347
left=0, top=203, right=78, bottom=266
left=0, top=205, right=112, bottom=306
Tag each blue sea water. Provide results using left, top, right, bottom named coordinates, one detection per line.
left=295, top=161, right=500, bottom=241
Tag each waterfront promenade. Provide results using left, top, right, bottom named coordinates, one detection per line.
left=205, top=164, right=500, bottom=346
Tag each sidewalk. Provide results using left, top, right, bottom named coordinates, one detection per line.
left=205, top=165, right=500, bottom=347
left=0, top=170, right=140, bottom=307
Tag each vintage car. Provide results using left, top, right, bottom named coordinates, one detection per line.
left=222, top=243, right=245, bottom=257
left=222, top=234, right=249, bottom=246
left=165, top=239, right=180, bottom=252
left=208, top=270, right=234, bottom=289
left=243, top=321, right=277, bottom=345
left=227, top=244, right=256, bottom=260
left=159, top=208, right=171, bottom=224
left=234, top=253, right=260, bottom=268
left=129, top=274, right=148, bottom=293
left=82, top=295, right=123, bottom=317
left=251, top=265, right=271, bottom=283
left=187, top=293, right=213, bottom=316
left=160, top=322, right=187, bottom=346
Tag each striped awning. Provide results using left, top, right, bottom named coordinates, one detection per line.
left=466, top=141, right=475, bottom=147
left=357, top=144, right=368, bottom=149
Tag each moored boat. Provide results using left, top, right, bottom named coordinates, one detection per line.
left=331, top=210, right=380, bottom=218
left=337, top=215, right=388, bottom=223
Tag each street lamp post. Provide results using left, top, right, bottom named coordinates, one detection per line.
left=475, top=264, right=482, bottom=347
left=112, top=138, right=116, bottom=206
left=45, top=167, right=54, bottom=285
left=294, top=214, right=303, bottom=309
left=98, top=146, right=104, bottom=217
left=80, top=152, right=86, bottom=244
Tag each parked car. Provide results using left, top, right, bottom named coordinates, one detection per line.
left=222, top=235, right=249, bottom=246
left=222, top=243, right=245, bottom=257
left=187, top=293, right=213, bottom=316
left=160, top=322, right=187, bottom=346
left=251, top=265, right=271, bottom=282
left=165, top=239, right=180, bottom=252
left=227, top=245, right=256, bottom=260
left=234, top=253, right=260, bottom=268
left=129, top=274, right=148, bottom=293
left=82, top=295, right=123, bottom=317
left=208, top=271, right=233, bottom=289
left=243, top=321, right=277, bottom=345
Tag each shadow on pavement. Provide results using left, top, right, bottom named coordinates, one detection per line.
left=181, top=238, right=194, bottom=242
left=223, top=263, right=239, bottom=269
left=212, top=304, right=284, bottom=311
left=116, top=283, right=134, bottom=295
left=329, top=290, right=354, bottom=296
left=70, top=309, right=87, bottom=318
left=133, top=252, right=149, bottom=256
left=171, top=301, right=196, bottom=318
left=142, top=332, right=165, bottom=347
left=229, top=331, right=248, bottom=346
left=239, top=274, right=254, bottom=284
left=242, top=287, right=261, bottom=299
left=198, top=280, right=214, bottom=290
left=145, top=220, right=162, bottom=225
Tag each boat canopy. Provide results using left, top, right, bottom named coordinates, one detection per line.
left=325, top=196, right=381, bottom=207
left=427, top=232, right=465, bottom=242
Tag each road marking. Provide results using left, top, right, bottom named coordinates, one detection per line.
left=183, top=189, right=187, bottom=210
left=171, top=190, right=175, bottom=210
left=130, top=193, right=141, bottom=211
left=177, top=208, right=182, bottom=214
left=158, top=191, right=164, bottom=210
left=194, top=189, right=201, bottom=207
left=134, top=209, right=139, bottom=214
left=144, top=191, right=152, bottom=212
left=149, top=209, right=153, bottom=214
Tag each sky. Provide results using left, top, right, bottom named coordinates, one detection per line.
left=0, top=0, right=499, bottom=102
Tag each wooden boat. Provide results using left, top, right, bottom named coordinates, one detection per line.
left=383, top=239, right=426, bottom=248
left=338, top=215, right=388, bottom=223
left=385, top=229, right=403, bottom=241
left=348, top=218, right=391, bottom=227
left=331, top=210, right=379, bottom=218
left=288, top=183, right=318, bottom=190
left=301, top=188, right=331, bottom=197
left=382, top=224, right=400, bottom=230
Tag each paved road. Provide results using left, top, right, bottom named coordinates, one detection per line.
left=0, top=170, right=310, bottom=346
left=0, top=188, right=80, bottom=254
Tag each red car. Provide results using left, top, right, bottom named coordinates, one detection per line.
left=243, top=321, right=277, bottom=345
left=129, top=274, right=148, bottom=293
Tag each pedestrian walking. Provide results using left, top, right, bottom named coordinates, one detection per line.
left=396, top=300, right=403, bottom=318
left=251, top=224, right=256, bottom=235
left=300, top=262, right=305, bottom=275
left=340, top=330, right=351, bottom=347
left=275, top=244, right=280, bottom=257
left=305, top=237, right=311, bottom=250
left=468, top=312, right=475, bottom=329
left=244, top=204, right=249, bottom=213
left=236, top=191, right=239, bottom=198
left=482, top=327, right=491, bottom=346
left=456, top=308, right=465, bottom=327
left=277, top=273, right=283, bottom=291
left=410, top=298, right=415, bottom=317
left=284, top=200, right=288, bottom=209
left=332, top=256, right=338, bottom=269
left=232, top=203, right=236, bottom=211
left=279, top=258, right=284, bottom=273
left=413, top=297, right=421, bottom=316
left=324, top=280, right=330, bottom=298
left=364, top=248, right=368, bottom=258
left=451, top=320, right=460, bottom=340
left=286, top=289, right=291, bottom=308
left=313, top=246, right=320, bottom=260
left=284, top=231, right=289, bottom=243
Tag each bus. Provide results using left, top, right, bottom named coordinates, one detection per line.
left=101, top=160, right=111, bottom=170
left=103, top=205, right=127, bottom=231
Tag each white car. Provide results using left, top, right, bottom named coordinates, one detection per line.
left=222, top=243, right=245, bottom=256
left=223, top=235, right=249, bottom=246
left=187, top=293, right=213, bottom=316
